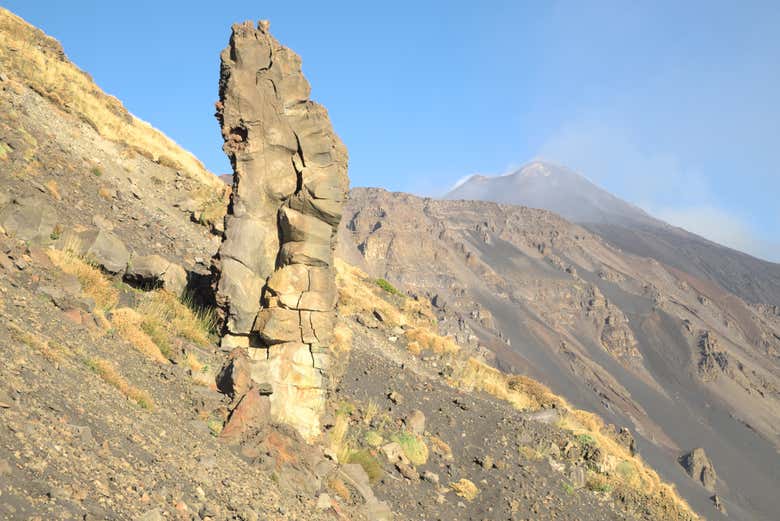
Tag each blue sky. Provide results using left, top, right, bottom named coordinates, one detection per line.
left=4, top=1, right=779, bottom=261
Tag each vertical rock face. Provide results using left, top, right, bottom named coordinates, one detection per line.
left=212, top=20, right=348, bottom=440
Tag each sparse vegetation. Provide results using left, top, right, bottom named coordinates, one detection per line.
left=44, top=178, right=61, bottom=200
left=376, top=277, right=401, bottom=296
left=7, top=322, right=60, bottom=361
left=0, top=8, right=220, bottom=189
left=454, top=357, right=559, bottom=411
left=391, top=432, right=429, bottom=466
left=348, top=449, right=384, bottom=483
left=110, top=307, right=169, bottom=364
left=86, top=357, right=154, bottom=409
left=91, top=166, right=102, bottom=177
left=405, top=327, right=459, bottom=356
left=429, top=435, right=454, bottom=461
left=364, top=430, right=384, bottom=448
left=46, top=247, right=119, bottom=310
left=451, top=479, right=479, bottom=501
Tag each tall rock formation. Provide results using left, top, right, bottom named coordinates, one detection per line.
left=212, top=20, right=349, bottom=439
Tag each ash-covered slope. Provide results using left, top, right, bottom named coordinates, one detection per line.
left=446, top=161, right=780, bottom=307
left=340, top=187, right=780, bottom=521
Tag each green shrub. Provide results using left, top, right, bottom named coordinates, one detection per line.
left=376, top=278, right=401, bottom=296
left=348, top=449, right=383, bottom=483
left=391, top=432, right=429, bottom=465
left=577, top=433, right=597, bottom=448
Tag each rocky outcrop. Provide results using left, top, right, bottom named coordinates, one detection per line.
left=680, top=447, right=717, bottom=492
left=212, top=20, right=348, bottom=440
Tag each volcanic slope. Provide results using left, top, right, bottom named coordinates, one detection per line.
left=0, top=8, right=706, bottom=521
left=446, top=160, right=780, bottom=308
left=339, top=187, right=780, bottom=521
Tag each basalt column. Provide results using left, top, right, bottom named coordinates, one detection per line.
left=213, top=20, right=348, bottom=440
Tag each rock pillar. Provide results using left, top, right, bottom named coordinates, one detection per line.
left=212, top=20, right=348, bottom=439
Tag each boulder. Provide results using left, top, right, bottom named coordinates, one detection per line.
left=219, top=388, right=270, bottom=444
left=125, top=254, right=187, bottom=295
left=680, top=447, right=717, bottom=492
left=0, top=196, right=57, bottom=242
left=404, top=409, right=426, bottom=434
left=71, top=229, right=129, bottom=274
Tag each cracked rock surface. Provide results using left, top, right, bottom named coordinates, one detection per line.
left=212, top=20, right=348, bottom=440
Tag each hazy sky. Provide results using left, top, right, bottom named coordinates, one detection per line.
left=5, top=1, right=779, bottom=261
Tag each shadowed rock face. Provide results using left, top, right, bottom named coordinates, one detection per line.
left=212, top=20, right=348, bottom=439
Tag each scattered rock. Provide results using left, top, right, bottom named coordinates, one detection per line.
left=404, top=409, right=425, bottom=434
left=680, top=447, right=717, bottom=492
left=315, top=493, right=332, bottom=510
left=712, top=494, right=727, bottom=515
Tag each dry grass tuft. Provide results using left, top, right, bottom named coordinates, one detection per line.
left=327, top=477, right=351, bottom=502
left=332, top=321, right=353, bottom=353
left=330, top=412, right=352, bottom=464
left=86, top=357, right=154, bottom=409
left=362, top=399, right=379, bottom=425
left=454, top=358, right=562, bottom=411
left=8, top=322, right=61, bottom=361
left=44, top=179, right=61, bottom=200
left=405, top=327, right=459, bottom=356
left=46, top=248, right=118, bottom=310
left=136, top=290, right=216, bottom=348
left=110, top=308, right=169, bottom=364
left=451, top=479, right=479, bottom=501
left=429, top=435, right=454, bottom=461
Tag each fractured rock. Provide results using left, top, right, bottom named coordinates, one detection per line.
left=211, top=20, right=348, bottom=439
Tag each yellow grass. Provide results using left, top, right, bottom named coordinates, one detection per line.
left=0, top=8, right=221, bottom=190
left=7, top=322, right=60, bottom=361
left=451, top=479, right=479, bottom=501
left=46, top=248, right=119, bottom=310
left=136, top=290, right=216, bottom=348
left=362, top=399, right=379, bottom=425
left=110, top=308, right=169, bottom=364
left=331, top=321, right=353, bottom=353
left=329, top=412, right=352, bottom=464
left=405, top=327, right=459, bottom=356
left=87, top=357, right=154, bottom=409
left=454, top=357, right=563, bottom=411
left=429, top=435, right=454, bottom=461
left=44, top=179, right=61, bottom=200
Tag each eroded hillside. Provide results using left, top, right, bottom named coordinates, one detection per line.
left=0, top=7, right=764, bottom=521
left=339, top=187, right=780, bottom=521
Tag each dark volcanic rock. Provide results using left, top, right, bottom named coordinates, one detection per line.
left=681, top=447, right=717, bottom=492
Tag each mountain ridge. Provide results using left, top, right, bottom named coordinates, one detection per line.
left=445, top=160, right=780, bottom=307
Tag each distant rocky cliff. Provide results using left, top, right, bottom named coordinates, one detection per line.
left=212, top=21, right=349, bottom=439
